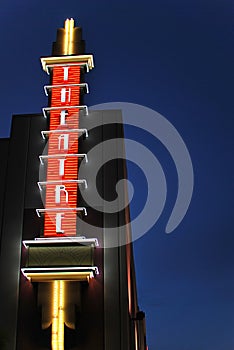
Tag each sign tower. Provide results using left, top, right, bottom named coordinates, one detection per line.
left=0, top=19, right=147, bottom=350
left=22, top=19, right=98, bottom=350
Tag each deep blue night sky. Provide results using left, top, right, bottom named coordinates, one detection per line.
left=0, top=1, right=233, bottom=349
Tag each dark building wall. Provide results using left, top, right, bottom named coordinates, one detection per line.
left=0, top=138, right=9, bottom=251
left=0, top=114, right=47, bottom=350
left=0, top=110, right=143, bottom=350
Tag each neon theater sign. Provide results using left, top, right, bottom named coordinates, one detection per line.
left=21, top=19, right=99, bottom=350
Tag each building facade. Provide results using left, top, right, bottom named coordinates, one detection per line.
left=0, top=19, right=147, bottom=350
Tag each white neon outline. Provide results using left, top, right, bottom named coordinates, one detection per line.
left=37, top=179, right=87, bottom=191
left=39, top=153, right=88, bottom=165
left=36, top=207, right=87, bottom=217
left=44, top=83, right=89, bottom=96
left=42, top=105, right=88, bottom=118
left=43, top=62, right=90, bottom=75
left=22, top=237, right=99, bottom=248
left=21, top=266, right=99, bottom=275
left=41, top=128, right=88, bottom=139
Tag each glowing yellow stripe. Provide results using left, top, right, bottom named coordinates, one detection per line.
left=58, top=280, right=65, bottom=350
left=64, top=19, right=70, bottom=55
left=68, top=18, right=74, bottom=55
left=51, top=280, right=65, bottom=350
left=52, top=281, right=59, bottom=350
left=64, top=18, right=74, bottom=55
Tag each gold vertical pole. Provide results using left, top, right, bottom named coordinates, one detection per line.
left=58, top=280, right=65, bottom=350
left=68, top=18, right=74, bottom=54
left=51, top=280, right=65, bottom=350
left=64, top=18, right=75, bottom=55
left=64, top=19, right=70, bottom=55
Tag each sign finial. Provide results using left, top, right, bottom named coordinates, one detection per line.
left=51, top=18, right=85, bottom=56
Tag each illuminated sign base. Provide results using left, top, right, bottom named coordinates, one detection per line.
left=21, top=267, right=98, bottom=282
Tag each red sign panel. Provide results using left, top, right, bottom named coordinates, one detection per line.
left=44, top=66, right=81, bottom=237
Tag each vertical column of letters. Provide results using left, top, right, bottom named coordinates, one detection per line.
left=44, top=66, right=81, bottom=236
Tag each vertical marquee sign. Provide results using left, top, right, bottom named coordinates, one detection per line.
left=40, top=61, right=87, bottom=236
left=21, top=19, right=99, bottom=350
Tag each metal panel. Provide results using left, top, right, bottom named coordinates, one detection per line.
left=27, top=246, right=94, bottom=267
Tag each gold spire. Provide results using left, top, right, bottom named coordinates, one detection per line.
left=51, top=18, right=85, bottom=56
left=64, top=18, right=75, bottom=55
left=41, top=18, right=94, bottom=70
